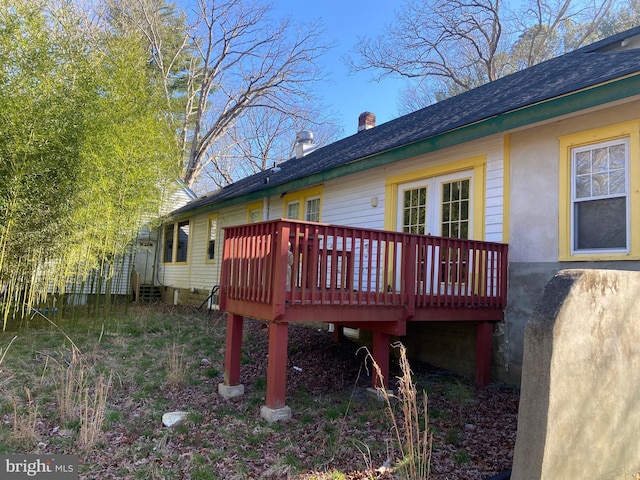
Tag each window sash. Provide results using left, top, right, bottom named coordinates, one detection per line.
left=163, top=224, right=174, bottom=263
left=286, top=201, right=300, bottom=220
left=305, top=196, right=321, bottom=222
left=176, top=220, right=190, bottom=263
left=571, top=138, right=629, bottom=254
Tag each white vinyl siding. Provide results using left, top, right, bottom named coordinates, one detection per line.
left=167, top=134, right=505, bottom=291
left=321, top=135, right=504, bottom=239
left=485, top=154, right=504, bottom=242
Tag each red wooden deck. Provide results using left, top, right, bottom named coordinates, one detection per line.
left=219, top=219, right=508, bottom=414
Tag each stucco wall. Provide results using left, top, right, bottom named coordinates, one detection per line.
left=508, top=99, right=640, bottom=264
left=512, top=269, right=640, bottom=480
left=501, top=100, right=640, bottom=383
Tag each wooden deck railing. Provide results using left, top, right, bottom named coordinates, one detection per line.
left=220, top=219, right=508, bottom=322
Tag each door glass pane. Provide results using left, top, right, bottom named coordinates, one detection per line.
left=402, top=187, right=427, bottom=234
left=441, top=179, right=470, bottom=239
left=442, top=183, right=450, bottom=202
left=452, top=182, right=460, bottom=201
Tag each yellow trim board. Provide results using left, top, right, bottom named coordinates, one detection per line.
left=282, top=185, right=323, bottom=220
left=384, top=155, right=487, bottom=240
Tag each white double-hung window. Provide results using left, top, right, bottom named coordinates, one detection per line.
left=571, top=138, right=629, bottom=254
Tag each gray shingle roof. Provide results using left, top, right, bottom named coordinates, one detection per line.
left=172, top=26, right=640, bottom=216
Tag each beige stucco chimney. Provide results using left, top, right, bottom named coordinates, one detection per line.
left=358, top=112, right=376, bottom=132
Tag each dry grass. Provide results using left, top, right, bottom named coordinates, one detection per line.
left=368, top=342, right=432, bottom=480
left=78, top=372, right=111, bottom=450
left=57, top=348, right=86, bottom=423
left=55, top=346, right=112, bottom=450
left=0, top=335, right=17, bottom=367
left=11, top=387, right=39, bottom=448
left=166, top=342, right=187, bottom=388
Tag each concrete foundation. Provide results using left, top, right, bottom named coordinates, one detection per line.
left=217, top=383, right=244, bottom=399
left=401, top=321, right=476, bottom=376
left=260, top=405, right=291, bottom=423
left=512, top=269, right=640, bottom=480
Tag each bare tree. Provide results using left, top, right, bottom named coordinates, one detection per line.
left=196, top=103, right=341, bottom=193
left=348, top=0, right=622, bottom=113
left=108, top=0, right=335, bottom=188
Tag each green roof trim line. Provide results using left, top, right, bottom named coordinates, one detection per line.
left=170, top=73, right=640, bottom=222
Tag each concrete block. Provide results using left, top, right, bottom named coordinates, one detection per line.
left=260, top=405, right=291, bottom=423
left=512, top=269, right=640, bottom=480
left=217, top=383, right=244, bottom=399
left=162, top=411, right=189, bottom=428
left=366, top=387, right=393, bottom=401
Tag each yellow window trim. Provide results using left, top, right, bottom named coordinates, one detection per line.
left=558, top=120, right=640, bottom=261
left=247, top=201, right=263, bottom=223
left=384, top=155, right=486, bottom=240
left=282, top=185, right=323, bottom=220
left=205, top=213, right=219, bottom=264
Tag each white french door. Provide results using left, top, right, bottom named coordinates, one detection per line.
left=396, top=171, right=474, bottom=293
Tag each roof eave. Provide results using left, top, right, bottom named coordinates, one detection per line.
left=167, top=73, right=640, bottom=223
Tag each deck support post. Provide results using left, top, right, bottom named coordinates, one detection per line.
left=218, top=313, right=245, bottom=399
left=332, top=324, right=344, bottom=343
left=475, top=321, right=493, bottom=387
left=372, top=331, right=390, bottom=390
left=261, top=321, right=291, bottom=422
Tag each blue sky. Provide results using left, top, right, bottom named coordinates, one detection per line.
left=273, top=1, right=406, bottom=137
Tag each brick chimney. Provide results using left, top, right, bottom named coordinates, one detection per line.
left=358, top=112, right=376, bottom=132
